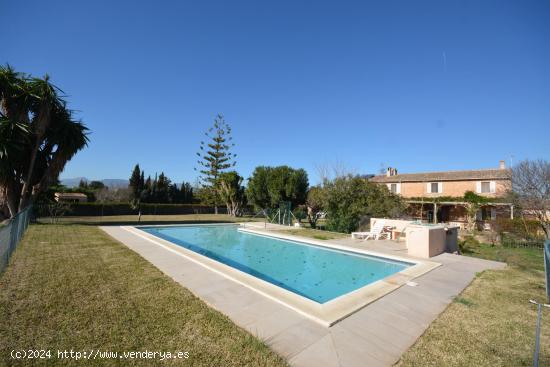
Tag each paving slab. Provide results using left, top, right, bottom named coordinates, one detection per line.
left=289, top=334, right=340, bottom=367
left=244, top=307, right=305, bottom=340
left=328, top=326, right=389, bottom=367
left=226, top=297, right=284, bottom=327
left=266, top=319, right=328, bottom=359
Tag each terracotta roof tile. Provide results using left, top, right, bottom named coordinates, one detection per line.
left=370, top=169, right=510, bottom=183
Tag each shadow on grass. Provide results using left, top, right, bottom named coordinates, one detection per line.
left=34, top=220, right=238, bottom=226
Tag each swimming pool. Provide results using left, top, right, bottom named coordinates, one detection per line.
left=141, top=225, right=412, bottom=303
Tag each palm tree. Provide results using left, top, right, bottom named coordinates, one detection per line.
left=0, top=65, right=89, bottom=217
left=18, top=75, right=62, bottom=210
left=0, top=115, right=29, bottom=216
left=0, top=65, right=30, bottom=216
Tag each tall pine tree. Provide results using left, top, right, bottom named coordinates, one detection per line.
left=195, top=114, right=236, bottom=214
left=156, top=172, right=170, bottom=203
left=129, top=164, right=142, bottom=201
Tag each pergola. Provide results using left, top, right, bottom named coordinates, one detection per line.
left=405, top=200, right=514, bottom=224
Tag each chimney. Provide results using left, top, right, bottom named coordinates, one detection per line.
left=386, top=167, right=398, bottom=177
left=499, top=160, right=506, bottom=170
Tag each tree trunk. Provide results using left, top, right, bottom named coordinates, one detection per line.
left=233, top=201, right=240, bottom=217
left=536, top=212, right=550, bottom=239
left=19, top=137, right=43, bottom=210
left=3, top=184, right=18, bottom=218
left=19, top=105, right=51, bottom=211
left=520, top=214, right=531, bottom=238
left=29, top=153, right=67, bottom=205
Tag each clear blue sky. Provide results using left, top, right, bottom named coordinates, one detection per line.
left=2, top=0, right=549, bottom=185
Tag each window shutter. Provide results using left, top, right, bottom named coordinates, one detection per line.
left=476, top=209, right=482, bottom=221
left=427, top=183, right=431, bottom=193
left=490, top=181, right=496, bottom=193
left=438, top=182, right=443, bottom=193
left=476, top=182, right=481, bottom=193
left=397, top=183, right=401, bottom=194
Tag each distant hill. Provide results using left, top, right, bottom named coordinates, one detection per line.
left=60, top=177, right=87, bottom=187
left=61, top=178, right=129, bottom=188
left=101, top=179, right=129, bottom=188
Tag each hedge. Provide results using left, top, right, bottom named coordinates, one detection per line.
left=40, top=203, right=230, bottom=216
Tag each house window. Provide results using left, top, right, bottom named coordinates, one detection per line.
left=431, top=182, right=439, bottom=193
left=387, top=183, right=400, bottom=194
left=481, top=181, right=491, bottom=193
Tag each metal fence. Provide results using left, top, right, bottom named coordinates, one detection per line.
left=0, top=206, right=32, bottom=273
left=544, top=240, right=549, bottom=302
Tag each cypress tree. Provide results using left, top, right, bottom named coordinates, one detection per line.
left=141, top=175, right=152, bottom=203
left=156, top=172, right=170, bottom=203
left=129, top=164, right=142, bottom=200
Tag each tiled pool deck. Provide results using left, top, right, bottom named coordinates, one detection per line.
left=101, top=223, right=505, bottom=367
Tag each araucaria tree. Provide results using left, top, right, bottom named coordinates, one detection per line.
left=0, top=65, right=89, bottom=217
left=195, top=114, right=236, bottom=214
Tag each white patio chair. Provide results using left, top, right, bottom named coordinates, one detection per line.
left=351, top=220, right=390, bottom=240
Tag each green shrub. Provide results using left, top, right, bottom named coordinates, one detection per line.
left=324, top=175, right=404, bottom=233
left=494, top=218, right=542, bottom=239
left=458, top=235, right=480, bottom=254
left=293, top=207, right=306, bottom=223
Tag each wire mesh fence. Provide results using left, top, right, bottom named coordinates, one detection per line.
left=500, top=233, right=546, bottom=249
left=0, top=206, right=32, bottom=273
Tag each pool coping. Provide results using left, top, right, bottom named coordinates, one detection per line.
left=122, top=224, right=440, bottom=326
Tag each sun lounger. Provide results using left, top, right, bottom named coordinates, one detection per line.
left=351, top=220, right=390, bottom=240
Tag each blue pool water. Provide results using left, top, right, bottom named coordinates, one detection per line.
left=141, top=225, right=412, bottom=303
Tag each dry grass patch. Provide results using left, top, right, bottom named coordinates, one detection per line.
left=274, top=228, right=347, bottom=241
left=397, top=243, right=549, bottom=367
left=0, top=224, right=288, bottom=367
left=37, top=214, right=263, bottom=225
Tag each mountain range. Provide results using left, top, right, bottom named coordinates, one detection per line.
left=61, top=177, right=129, bottom=188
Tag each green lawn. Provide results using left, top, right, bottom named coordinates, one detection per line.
left=274, top=227, right=347, bottom=241
left=0, top=224, right=287, bottom=366
left=37, top=214, right=264, bottom=225
left=397, top=242, right=550, bottom=366
left=3, top=219, right=549, bottom=366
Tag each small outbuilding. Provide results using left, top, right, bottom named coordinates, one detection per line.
left=54, top=192, right=88, bottom=203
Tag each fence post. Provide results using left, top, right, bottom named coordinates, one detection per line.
left=8, top=214, right=17, bottom=258
left=533, top=301, right=542, bottom=367
left=544, top=241, right=549, bottom=302
left=530, top=299, right=550, bottom=367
